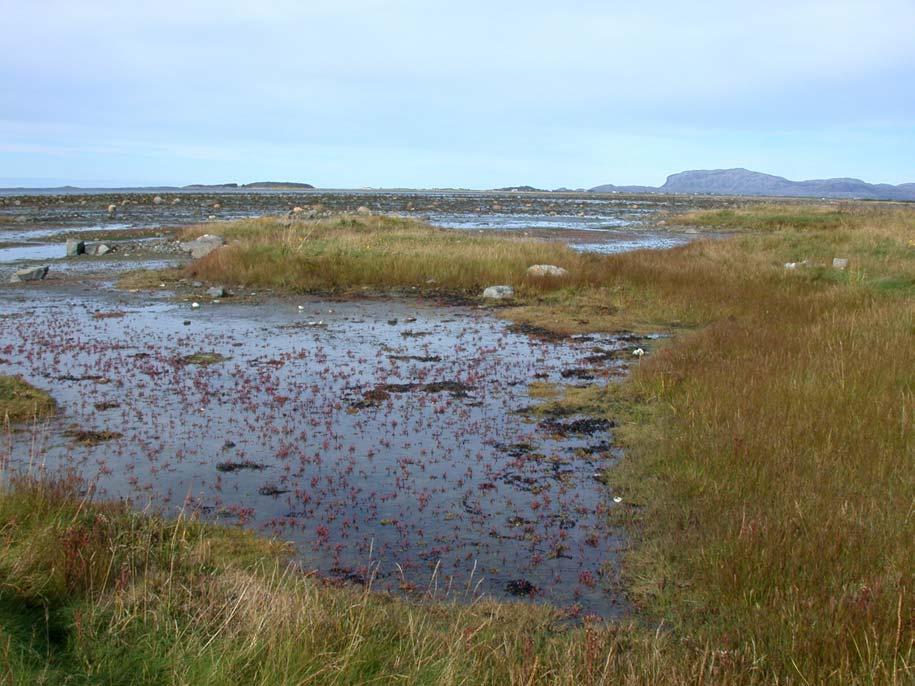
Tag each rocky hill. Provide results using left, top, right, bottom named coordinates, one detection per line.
left=590, top=168, right=915, bottom=200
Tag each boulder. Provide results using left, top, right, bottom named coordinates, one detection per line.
left=526, top=264, right=569, bottom=278
left=180, top=234, right=225, bottom=259
left=832, top=257, right=849, bottom=270
left=107, top=204, right=117, bottom=215
left=482, top=285, right=514, bottom=300
left=95, top=244, right=111, bottom=256
left=207, top=286, right=228, bottom=298
left=153, top=195, right=165, bottom=205
left=356, top=206, right=372, bottom=215
left=66, top=239, right=85, bottom=257
left=10, top=265, right=49, bottom=283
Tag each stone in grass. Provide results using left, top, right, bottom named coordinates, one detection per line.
left=526, top=264, right=569, bottom=278
left=482, top=285, right=514, bottom=300
left=66, top=239, right=85, bottom=257
left=180, top=234, right=225, bottom=259
left=10, top=265, right=49, bottom=283
left=832, top=257, right=849, bottom=270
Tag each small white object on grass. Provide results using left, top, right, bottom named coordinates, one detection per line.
left=191, top=302, right=200, bottom=309
left=613, top=496, right=623, bottom=504
left=632, top=348, right=645, bottom=358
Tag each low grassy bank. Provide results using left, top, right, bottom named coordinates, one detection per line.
left=178, top=215, right=593, bottom=297
left=5, top=203, right=913, bottom=683
left=0, top=475, right=733, bottom=685
left=0, top=376, right=55, bottom=425
left=533, top=202, right=914, bottom=682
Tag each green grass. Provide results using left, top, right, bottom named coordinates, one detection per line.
left=0, top=376, right=56, bottom=424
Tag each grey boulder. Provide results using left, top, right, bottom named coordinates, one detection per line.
left=66, top=239, right=85, bottom=257
left=180, top=234, right=225, bottom=259
left=207, top=286, right=228, bottom=298
left=10, top=265, right=49, bottom=283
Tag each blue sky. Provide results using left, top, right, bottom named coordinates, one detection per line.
left=2, top=0, right=913, bottom=188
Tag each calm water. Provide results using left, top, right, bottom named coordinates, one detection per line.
left=1, top=286, right=639, bottom=616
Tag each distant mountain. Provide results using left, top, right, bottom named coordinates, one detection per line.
left=241, top=181, right=315, bottom=190
left=589, top=168, right=915, bottom=200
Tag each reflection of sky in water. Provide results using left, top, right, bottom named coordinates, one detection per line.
left=2, top=291, right=631, bottom=617
left=572, top=235, right=691, bottom=254
left=426, top=213, right=631, bottom=231
left=0, top=243, right=65, bottom=263
left=0, top=223, right=130, bottom=242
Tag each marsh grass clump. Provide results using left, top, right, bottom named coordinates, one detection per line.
left=179, top=214, right=597, bottom=297
left=0, top=375, right=56, bottom=424
left=64, top=429, right=123, bottom=445
left=179, top=352, right=231, bottom=366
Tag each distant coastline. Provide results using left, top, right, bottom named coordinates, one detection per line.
left=3, top=168, right=913, bottom=201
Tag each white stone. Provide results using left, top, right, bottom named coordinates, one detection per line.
left=482, top=285, right=514, bottom=300
left=833, top=257, right=849, bottom=270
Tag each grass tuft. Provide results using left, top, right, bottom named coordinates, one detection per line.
left=0, top=375, right=56, bottom=425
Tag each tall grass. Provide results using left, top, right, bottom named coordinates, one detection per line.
left=543, top=203, right=915, bottom=683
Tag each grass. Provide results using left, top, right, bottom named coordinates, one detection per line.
left=0, top=474, right=743, bottom=685
left=0, top=376, right=55, bottom=425
left=3, top=202, right=913, bottom=683
left=176, top=215, right=599, bottom=297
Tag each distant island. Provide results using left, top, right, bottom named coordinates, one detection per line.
left=491, top=185, right=547, bottom=193
left=589, top=168, right=915, bottom=201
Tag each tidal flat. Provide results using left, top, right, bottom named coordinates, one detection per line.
left=0, top=190, right=685, bottom=616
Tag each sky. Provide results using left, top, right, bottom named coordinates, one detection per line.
left=2, top=0, right=914, bottom=189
